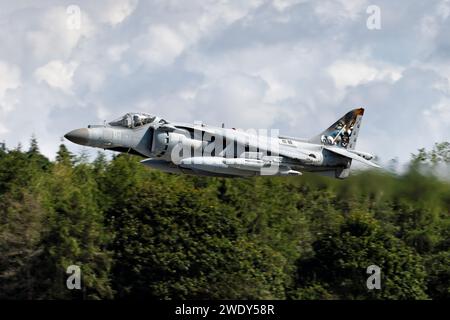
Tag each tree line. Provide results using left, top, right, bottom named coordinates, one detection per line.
left=0, top=138, right=449, bottom=299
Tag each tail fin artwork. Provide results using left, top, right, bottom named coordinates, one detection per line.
left=309, top=108, right=364, bottom=150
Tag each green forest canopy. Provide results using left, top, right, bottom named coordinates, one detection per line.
left=0, top=139, right=449, bottom=300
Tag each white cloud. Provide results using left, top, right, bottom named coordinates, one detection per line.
left=193, top=74, right=277, bottom=129
left=0, top=123, right=8, bottom=135
left=314, top=0, right=368, bottom=23
left=97, top=0, right=138, bottom=26
left=272, top=0, right=306, bottom=12
left=107, top=44, right=129, bottom=62
left=24, top=6, right=94, bottom=63
left=0, top=61, right=21, bottom=133
left=133, top=1, right=263, bottom=68
left=420, top=15, right=439, bottom=38
left=437, top=0, right=450, bottom=19
left=34, top=60, right=79, bottom=93
left=74, top=63, right=105, bottom=92
left=327, top=61, right=402, bottom=90
left=136, top=25, right=186, bottom=66
left=0, top=0, right=448, bottom=165
left=0, top=61, right=21, bottom=101
left=424, top=98, right=450, bottom=141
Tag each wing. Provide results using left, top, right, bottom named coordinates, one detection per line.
left=167, top=123, right=310, bottom=160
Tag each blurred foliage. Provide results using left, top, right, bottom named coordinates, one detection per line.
left=0, top=139, right=448, bottom=300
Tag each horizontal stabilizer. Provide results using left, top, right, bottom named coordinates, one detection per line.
left=324, top=146, right=381, bottom=168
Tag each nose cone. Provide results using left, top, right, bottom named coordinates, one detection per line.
left=64, top=128, right=89, bottom=145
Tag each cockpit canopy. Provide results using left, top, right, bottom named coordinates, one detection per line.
left=109, top=113, right=157, bottom=128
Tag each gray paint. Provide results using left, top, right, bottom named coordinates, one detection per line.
left=65, top=109, right=380, bottom=179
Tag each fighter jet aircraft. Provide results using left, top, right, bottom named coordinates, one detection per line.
left=64, top=108, right=380, bottom=179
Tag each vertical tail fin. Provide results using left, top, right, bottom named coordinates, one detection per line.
left=309, top=108, right=364, bottom=150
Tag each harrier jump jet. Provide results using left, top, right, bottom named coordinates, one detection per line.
left=65, top=108, right=379, bottom=179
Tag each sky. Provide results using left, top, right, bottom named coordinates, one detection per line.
left=0, top=0, right=449, bottom=167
